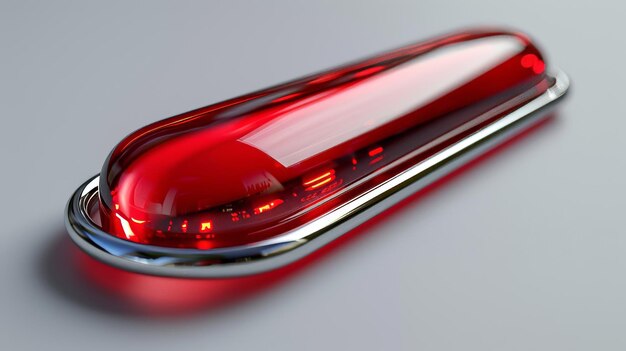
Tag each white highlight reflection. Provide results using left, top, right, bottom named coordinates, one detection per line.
left=240, top=36, right=523, bottom=167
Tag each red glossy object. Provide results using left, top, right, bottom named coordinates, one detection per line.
left=99, top=29, right=551, bottom=250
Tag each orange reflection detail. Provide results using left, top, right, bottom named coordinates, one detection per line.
left=303, top=169, right=336, bottom=191
left=253, top=199, right=284, bottom=215
left=368, top=146, right=383, bottom=157
left=200, top=221, right=213, bottom=232
left=181, top=220, right=188, bottom=233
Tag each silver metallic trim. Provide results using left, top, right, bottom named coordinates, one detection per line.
left=65, top=70, right=570, bottom=278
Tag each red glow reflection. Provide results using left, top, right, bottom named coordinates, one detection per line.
left=368, top=146, right=384, bottom=157
left=303, top=169, right=336, bottom=191
left=533, top=60, right=545, bottom=74
left=73, top=114, right=555, bottom=317
left=254, top=199, right=284, bottom=215
left=520, top=53, right=545, bottom=74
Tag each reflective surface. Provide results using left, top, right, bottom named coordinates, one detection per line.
left=64, top=115, right=557, bottom=316
left=98, top=30, right=551, bottom=249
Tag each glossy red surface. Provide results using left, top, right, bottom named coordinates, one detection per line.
left=74, top=116, right=554, bottom=316
left=98, top=29, right=552, bottom=249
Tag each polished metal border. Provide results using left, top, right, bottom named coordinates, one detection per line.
left=65, top=70, right=570, bottom=278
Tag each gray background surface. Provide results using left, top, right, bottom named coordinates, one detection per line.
left=1, top=1, right=623, bottom=350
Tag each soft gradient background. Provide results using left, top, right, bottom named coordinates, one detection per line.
left=1, top=1, right=622, bottom=350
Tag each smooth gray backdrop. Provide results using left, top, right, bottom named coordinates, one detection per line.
left=1, top=1, right=623, bottom=350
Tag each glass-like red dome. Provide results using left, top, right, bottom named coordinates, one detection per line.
left=98, top=29, right=551, bottom=250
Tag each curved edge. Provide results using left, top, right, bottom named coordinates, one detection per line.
left=65, top=69, right=570, bottom=278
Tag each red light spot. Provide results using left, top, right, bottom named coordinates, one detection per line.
left=354, top=66, right=385, bottom=78
left=303, top=169, right=336, bottom=191
left=181, top=220, right=188, bottom=233
left=368, top=146, right=383, bottom=157
left=369, top=156, right=383, bottom=165
left=253, top=199, right=284, bottom=215
left=532, top=60, right=545, bottom=74
left=351, top=157, right=358, bottom=165
left=196, top=240, right=211, bottom=250
left=200, top=221, right=213, bottom=233
left=520, top=54, right=537, bottom=68
left=520, top=54, right=544, bottom=74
